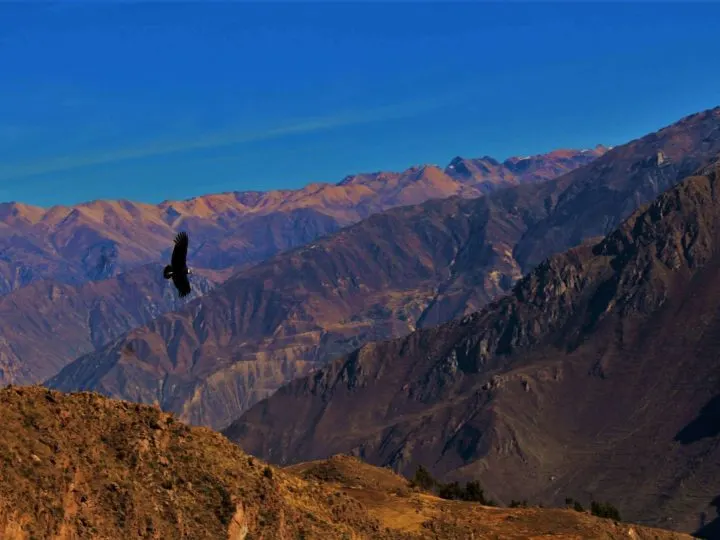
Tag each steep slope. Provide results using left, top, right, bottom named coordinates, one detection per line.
left=0, top=147, right=603, bottom=296
left=418, top=107, right=720, bottom=327
left=227, top=158, right=720, bottom=534
left=47, top=108, right=720, bottom=432
left=0, top=386, right=690, bottom=540
left=0, top=264, right=216, bottom=386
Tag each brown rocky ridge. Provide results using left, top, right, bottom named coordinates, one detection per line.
left=47, top=108, right=720, bottom=432
left=0, top=146, right=603, bottom=296
left=226, top=156, right=720, bottom=535
left=0, top=385, right=691, bottom=539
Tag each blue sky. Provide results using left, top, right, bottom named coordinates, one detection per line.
left=1, top=2, right=719, bottom=207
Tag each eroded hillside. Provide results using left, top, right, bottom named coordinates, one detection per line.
left=0, top=386, right=690, bottom=540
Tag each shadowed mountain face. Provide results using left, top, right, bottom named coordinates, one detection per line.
left=226, top=158, right=720, bottom=534
left=0, top=147, right=604, bottom=296
left=47, top=107, right=720, bottom=431
left=0, top=264, right=215, bottom=386
left=0, top=386, right=689, bottom=540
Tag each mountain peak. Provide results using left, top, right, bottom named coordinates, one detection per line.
left=443, top=148, right=605, bottom=187
left=0, top=201, right=46, bottom=224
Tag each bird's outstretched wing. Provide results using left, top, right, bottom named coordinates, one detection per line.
left=171, top=232, right=189, bottom=269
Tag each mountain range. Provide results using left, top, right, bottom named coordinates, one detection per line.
left=3, top=102, right=720, bottom=537
left=226, top=153, right=720, bottom=535
left=47, top=107, right=720, bottom=434
left=0, top=147, right=604, bottom=388
left=0, top=146, right=604, bottom=296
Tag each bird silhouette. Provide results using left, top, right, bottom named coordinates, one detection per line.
left=163, top=231, right=193, bottom=297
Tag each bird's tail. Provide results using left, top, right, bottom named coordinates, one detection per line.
left=163, top=265, right=173, bottom=279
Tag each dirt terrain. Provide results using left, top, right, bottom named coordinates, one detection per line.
left=0, top=386, right=689, bottom=540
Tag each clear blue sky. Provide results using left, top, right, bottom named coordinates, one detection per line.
left=1, top=2, right=719, bottom=207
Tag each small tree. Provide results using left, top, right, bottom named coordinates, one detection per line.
left=411, top=465, right=436, bottom=491
left=437, top=481, right=464, bottom=500
left=590, top=501, right=621, bottom=521
left=463, top=480, right=488, bottom=503
left=565, top=497, right=584, bottom=512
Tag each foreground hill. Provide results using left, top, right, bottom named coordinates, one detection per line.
left=226, top=157, right=720, bottom=535
left=0, top=147, right=603, bottom=296
left=48, top=108, right=720, bottom=431
left=0, top=264, right=215, bottom=385
left=0, top=386, right=689, bottom=540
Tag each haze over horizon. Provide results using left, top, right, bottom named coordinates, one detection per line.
left=2, top=1, right=720, bottom=207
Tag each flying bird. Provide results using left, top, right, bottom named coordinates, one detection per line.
left=163, top=231, right=193, bottom=297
